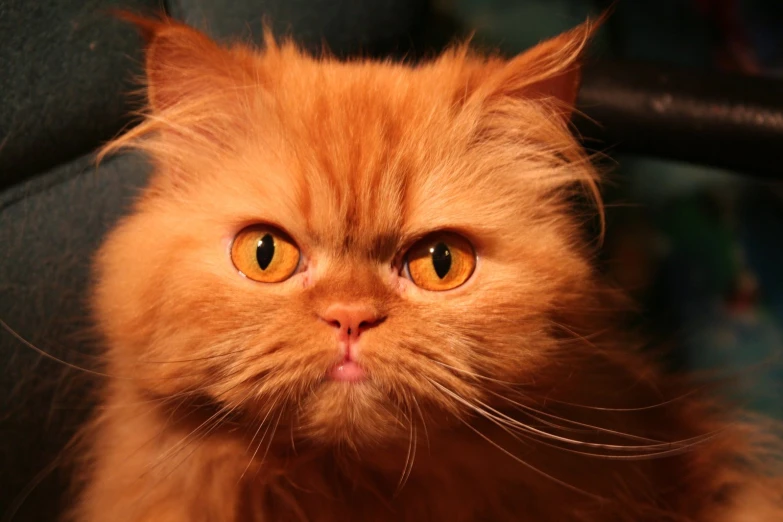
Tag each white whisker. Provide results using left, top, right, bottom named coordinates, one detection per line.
left=428, top=378, right=606, bottom=501
left=239, top=393, right=283, bottom=483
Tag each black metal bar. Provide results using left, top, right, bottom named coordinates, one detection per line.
left=575, top=60, right=783, bottom=179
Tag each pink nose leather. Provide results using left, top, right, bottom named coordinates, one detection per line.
left=321, top=303, right=384, bottom=343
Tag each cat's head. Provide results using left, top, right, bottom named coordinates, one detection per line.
left=95, top=16, right=603, bottom=447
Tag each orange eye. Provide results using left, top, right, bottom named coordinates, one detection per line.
left=405, top=232, right=476, bottom=291
left=231, top=225, right=300, bottom=283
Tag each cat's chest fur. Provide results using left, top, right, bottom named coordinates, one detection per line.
left=241, top=442, right=567, bottom=522
left=235, top=424, right=692, bottom=522
left=80, top=390, right=762, bottom=522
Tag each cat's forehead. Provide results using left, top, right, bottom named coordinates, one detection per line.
left=248, top=64, right=488, bottom=254
left=189, top=58, right=560, bottom=258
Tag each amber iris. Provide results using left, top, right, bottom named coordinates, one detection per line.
left=231, top=225, right=299, bottom=282
left=405, top=232, right=476, bottom=291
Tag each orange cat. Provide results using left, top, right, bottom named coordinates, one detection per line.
left=71, top=15, right=783, bottom=522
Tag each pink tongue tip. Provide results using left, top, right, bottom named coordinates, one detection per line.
left=329, top=361, right=366, bottom=382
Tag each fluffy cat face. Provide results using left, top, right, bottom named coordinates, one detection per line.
left=95, top=17, right=602, bottom=447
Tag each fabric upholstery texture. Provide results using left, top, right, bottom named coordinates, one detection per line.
left=0, top=153, right=151, bottom=520
left=169, top=0, right=433, bottom=57
left=0, top=0, right=155, bottom=189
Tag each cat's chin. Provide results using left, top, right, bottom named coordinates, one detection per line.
left=297, top=381, right=407, bottom=447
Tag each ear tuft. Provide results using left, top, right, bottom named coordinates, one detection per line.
left=115, top=12, right=244, bottom=113
left=110, top=10, right=173, bottom=43
left=468, top=14, right=606, bottom=120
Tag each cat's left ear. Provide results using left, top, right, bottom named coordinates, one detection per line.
left=467, top=17, right=603, bottom=120
left=117, top=12, right=252, bottom=113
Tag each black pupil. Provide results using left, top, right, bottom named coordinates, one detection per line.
left=431, top=242, right=452, bottom=279
left=256, top=234, right=275, bottom=270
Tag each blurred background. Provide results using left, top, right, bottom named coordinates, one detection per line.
left=1, top=0, right=782, bottom=520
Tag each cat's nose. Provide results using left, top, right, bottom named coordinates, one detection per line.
left=320, top=303, right=385, bottom=343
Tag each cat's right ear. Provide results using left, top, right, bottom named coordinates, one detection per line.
left=457, top=16, right=605, bottom=122
left=118, top=13, right=249, bottom=113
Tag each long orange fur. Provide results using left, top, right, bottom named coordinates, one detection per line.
left=70, top=15, right=783, bottom=522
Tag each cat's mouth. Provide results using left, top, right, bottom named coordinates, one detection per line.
left=328, top=360, right=366, bottom=382
left=327, top=339, right=368, bottom=382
